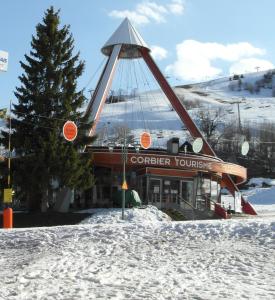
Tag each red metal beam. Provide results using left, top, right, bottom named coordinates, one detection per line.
left=140, top=47, right=214, bottom=156
left=141, top=47, right=257, bottom=215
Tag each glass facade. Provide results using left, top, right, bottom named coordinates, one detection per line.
left=90, top=167, right=221, bottom=211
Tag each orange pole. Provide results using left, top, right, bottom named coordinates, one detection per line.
left=3, top=207, right=13, bottom=229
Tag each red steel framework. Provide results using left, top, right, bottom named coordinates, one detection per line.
left=85, top=22, right=257, bottom=215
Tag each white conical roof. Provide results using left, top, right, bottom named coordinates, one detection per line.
left=101, top=18, right=150, bottom=59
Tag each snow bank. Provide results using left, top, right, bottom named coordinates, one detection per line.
left=244, top=186, right=275, bottom=205
left=0, top=216, right=274, bottom=300
left=241, top=178, right=275, bottom=206
left=247, top=177, right=275, bottom=187
left=221, top=178, right=275, bottom=210
left=254, top=204, right=275, bottom=215
left=78, top=205, right=171, bottom=224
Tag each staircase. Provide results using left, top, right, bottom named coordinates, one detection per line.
left=162, top=195, right=219, bottom=221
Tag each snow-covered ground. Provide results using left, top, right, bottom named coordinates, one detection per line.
left=220, top=177, right=275, bottom=219
left=175, top=69, right=275, bottom=124
left=0, top=205, right=274, bottom=300
left=1, top=69, right=275, bottom=299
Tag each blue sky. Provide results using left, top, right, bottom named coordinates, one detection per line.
left=1, top=0, right=275, bottom=108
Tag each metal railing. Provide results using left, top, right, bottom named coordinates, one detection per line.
left=175, top=195, right=196, bottom=220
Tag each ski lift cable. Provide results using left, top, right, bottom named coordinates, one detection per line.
left=131, top=60, right=143, bottom=143
left=129, top=59, right=136, bottom=139
left=217, top=138, right=275, bottom=144
left=124, top=60, right=130, bottom=131
left=96, top=57, right=124, bottom=145
left=141, top=59, right=174, bottom=148
left=136, top=59, right=162, bottom=148
left=136, top=59, right=158, bottom=145
left=132, top=59, right=150, bottom=135
left=82, top=57, right=107, bottom=91
left=13, top=111, right=88, bottom=125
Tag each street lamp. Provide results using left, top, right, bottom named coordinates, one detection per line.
left=108, top=137, right=141, bottom=220
left=108, top=137, right=127, bottom=220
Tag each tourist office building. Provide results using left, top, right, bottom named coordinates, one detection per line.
left=87, top=141, right=247, bottom=214
left=82, top=18, right=256, bottom=217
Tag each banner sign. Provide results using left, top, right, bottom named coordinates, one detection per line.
left=0, top=50, right=8, bottom=72
left=3, top=188, right=12, bottom=203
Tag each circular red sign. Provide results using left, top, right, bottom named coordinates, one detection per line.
left=140, top=132, right=152, bottom=149
left=63, top=121, right=78, bottom=142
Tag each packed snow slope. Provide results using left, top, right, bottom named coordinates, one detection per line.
left=0, top=206, right=274, bottom=300
left=221, top=177, right=275, bottom=216
left=92, top=69, right=275, bottom=149
left=175, top=69, right=275, bottom=123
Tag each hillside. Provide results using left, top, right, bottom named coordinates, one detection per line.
left=175, top=69, right=275, bottom=123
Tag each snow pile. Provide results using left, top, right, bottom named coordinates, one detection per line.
left=247, top=177, right=275, bottom=187
left=242, top=177, right=275, bottom=206
left=244, top=187, right=275, bottom=205
left=0, top=216, right=274, bottom=299
left=221, top=178, right=275, bottom=214
left=253, top=204, right=275, bottom=215
left=79, top=205, right=171, bottom=224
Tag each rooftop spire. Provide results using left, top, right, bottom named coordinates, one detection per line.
left=101, top=18, right=150, bottom=59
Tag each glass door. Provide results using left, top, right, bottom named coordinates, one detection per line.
left=181, top=180, right=194, bottom=208
left=162, top=179, right=180, bottom=207
left=149, top=178, right=162, bottom=208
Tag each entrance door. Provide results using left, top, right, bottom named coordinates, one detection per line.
left=162, top=179, right=180, bottom=208
left=181, top=180, right=194, bottom=208
left=149, top=178, right=161, bottom=208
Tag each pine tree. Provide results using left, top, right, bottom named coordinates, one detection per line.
left=0, top=7, right=95, bottom=210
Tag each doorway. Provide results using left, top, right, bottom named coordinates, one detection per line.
left=180, top=180, right=194, bottom=208
left=149, top=178, right=161, bottom=208
left=162, top=179, right=180, bottom=207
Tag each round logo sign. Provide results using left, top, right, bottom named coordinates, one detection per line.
left=140, top=132, right=152, bottom=149
left=192, top=137, right=203, bottom=153
left=241, top=141, right=249, bottom=156
left=63, top=121, right=78, bottom=142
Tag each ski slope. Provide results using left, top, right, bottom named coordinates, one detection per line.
left=174, top=69, right=275, bottom=124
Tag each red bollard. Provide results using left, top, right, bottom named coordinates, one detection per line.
left=3, top=207, right=13, bottom=229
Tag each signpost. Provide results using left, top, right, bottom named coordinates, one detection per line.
left=3, top=188, right=12, bottom=203
left=1, top=50, right=12, bottom=228
left=0, top=50, right=8, bottom=72
left=63, top=121, right=78, bottom=142
left=3, top=100, right=13, bottom=228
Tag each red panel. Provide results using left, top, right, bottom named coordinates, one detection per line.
left=214, top=203, right=228, bottom=219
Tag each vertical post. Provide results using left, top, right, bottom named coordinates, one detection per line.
left=8, top=99, right=11, bottom=187
left=121, top=129, right=127, bottom=220
left=3, top=207, right=13, bottom=229
left=237, top=102, right=242, bottom=133
left=122, top=147, right=125, bottom=220
left=3, top=100, right=13, bottom=229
